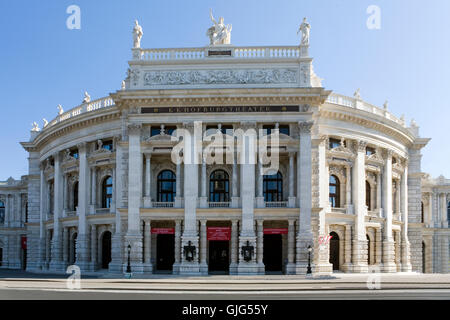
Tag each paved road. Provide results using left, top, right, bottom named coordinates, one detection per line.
left=0, top=287, right=449, bottom=300
left=0, top=269, right=449, bottom=300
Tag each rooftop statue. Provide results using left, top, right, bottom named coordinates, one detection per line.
left=31, top=122, right=40, bottom=132
left=133, top=20, right=143, bottom=49
left=297, top=17, right=311, bottom=46
left=57, top=104, right=64, bottom=115
left=207, top=9, right=232, bottom=45
left=83, top=91, right=91, bottom=103
left=354, top=88, right=361, bottom=100
left=383, top=100, right=389, bottom=110
left=43, top=118, right=48, bottom=128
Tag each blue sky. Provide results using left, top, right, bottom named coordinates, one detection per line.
left=0, top=0, right=449, bottom=180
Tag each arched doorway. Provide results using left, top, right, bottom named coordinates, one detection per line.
left=70, top=233, right=77, bottom=265
left=101, top=231, right=112, bottom=269
left=329, top=232, right=340, bottom=271
left=422, top=241, right=426, bottom=273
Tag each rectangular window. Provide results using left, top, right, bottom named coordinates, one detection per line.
left=279, top=125, right=290, bottom=136
left=102, top=140, right=113, bottom=151
left=366, top=147, right=375, bottom=156
left=329, top=138, right=341, bottom=149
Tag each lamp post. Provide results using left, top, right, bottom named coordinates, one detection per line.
left=126, top=244, right=132, bottom=274
left=307, top=245, right=312, bottom=275
left=183, top=241, right=196, bottom=262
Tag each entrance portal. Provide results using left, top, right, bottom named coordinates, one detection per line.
left=208, top=240, right=229, bottom=273
left=329, top=232, right=340, bottom=271
left=263, top=234, right=283, bottom=272
left=156, top=234, right=175, bottom=271
left=101, top=231, right=111, bottom=269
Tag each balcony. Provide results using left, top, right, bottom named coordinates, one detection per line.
left=208, top=202, right=231, bottom=208
left=152, top=202, right=175, bottom=208
left=94, top=208, right=111, bottom=215
left=265, top=201, right=288, bottom=208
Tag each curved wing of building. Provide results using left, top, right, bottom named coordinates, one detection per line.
left=0, top=17, right=448, bottom=275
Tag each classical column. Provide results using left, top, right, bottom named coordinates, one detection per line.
left=288, top=152, right=296, bottom=208
left=39, top=164, right=46, bottom=269
left=231, top=151, right=239, bottom=208
left=110, top=167, right=116, bottom=212
left=63, top=227, right=69, bottom=265
left=180, top=122, right=201, bottom=274
left=76, top=142, right=90, bottom=271
left=238, top=122, right=258, bottom=275
left=175, top=162, right=182, bottom=208
left=394, top=231, right=401, bottom=272
left=63, top=174, right=69, bottom=214
left=90, top=224, right=97, bottom=271
left=200, top=220, right=208, bottom=274
left=199, top=157, right=208, bottom=208
left=441, top=193, right=448, bottom=228
left=400, top=164, right=412, bottom=271
left=376, top=172, right=382, bottom=216
left=173, top=220, right=182, bottom=274
left=229, top=220, right=239, bottom=274
left=296, top=121, right=314, bottom=275
left=90, top=167, right=97, bottom=213
left=382, top=149, right=396, bottom=272
left=351, top=140, right=368, bottom=273
left=395, top=180, right=401, bottom=217
left=256, top=159, right=264, bottom=208
left=345, top=165, right=352, bottom=212
left=342, top=224, right=353, bottom=272
left=143, top=219, right=152, bottom=272
left=50, top=152, right=63, bottom=271
left=286, top=219, right=296, bottom=274
left=144, top=153, right=152, bottom=208
left=256, top=220, right=264, bottom=274
left=124, top=123, right=144, bottom=273
left=427, top=193, right=433, bottom=227
left=375, top=228, right=382, bottom=267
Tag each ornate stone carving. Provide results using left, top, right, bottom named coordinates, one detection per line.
left=31, top=122, right=40, bottom=132
left=299, top=104, right=311, bottom=113
left=133, top=20, right=143, bottom=49
left=355, top=140, right=367, bottom=153
left=297, top=17, right=310, bottom=46
left=298, top=121, right=313, bottom=134
left=207, top=9, right=232, bottom=45
left=127, top=123, right=142, bottom=135
left=143, top=69, right=298, bottom=86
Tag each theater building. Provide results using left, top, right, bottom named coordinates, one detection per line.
left=0, top=18, right=448, bottom=275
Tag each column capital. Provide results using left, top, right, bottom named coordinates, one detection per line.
left=354, top=140, right=367, bottom=153
left=127, top=123, right=142, bottom=135
left=384, top=149, right=394, bottom=160
left=298, top=121, right=314, bottom=134
left=200, top=219, right=207, bottom=226
left=288, top=219, right=296, bottom=226
left=288, top=151, right=296, bottom=158
left=76, top=142, right=88, bottom=152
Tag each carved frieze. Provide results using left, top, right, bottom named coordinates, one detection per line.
left=143, top=68, right=298, bottom=86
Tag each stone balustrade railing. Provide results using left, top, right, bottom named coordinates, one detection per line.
left=265, top=201, right=288, bottom=208
left=152, top=202, right=175, bottom=208
left=136, top=46, right=301, bottom=62
left=43, top=97, right=115, bottom=131
left=208, top=202, right=231, bottom=208
left=326, top=93, right=406, bottom=128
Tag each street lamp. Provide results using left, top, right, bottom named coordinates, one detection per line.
left=126, top=244, right=132, bottom=274
left=307, top=245, right=312, bottom=275
left=241, top=241, right=254, bottom=262
left=183, top=241, right=196, bottom=262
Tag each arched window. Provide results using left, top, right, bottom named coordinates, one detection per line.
left=209, top=170, right=230, bottom=202
left=73, top=182, right=79, bottom=211
left=263, top=171, right=283, bottom=202
left=0, top=201, right=5, bottom=225
left=421, top=202, right=424, bottom=223
left=101, top=176, right=113, bottom=209
left=157, top=170, right=176, bottom=202
left=447, top=201, right=450, bottom=223
left=366, top=181, right=371, bottom=211
left=329, top=175, right=340, bottom=208
left=366, top=234, right=371, bottom=265
left=49, top=181, right=54, bottom=214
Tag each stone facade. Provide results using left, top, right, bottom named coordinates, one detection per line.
left=0, top=19, right=448, bottom=275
